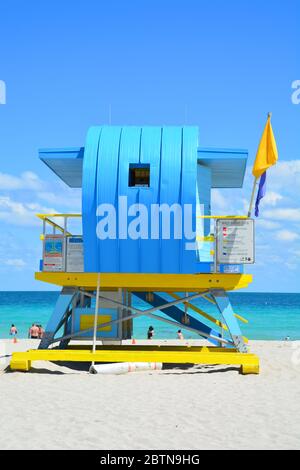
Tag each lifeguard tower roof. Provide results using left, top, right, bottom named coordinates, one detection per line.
left=39, top=146, right=247, bottom=189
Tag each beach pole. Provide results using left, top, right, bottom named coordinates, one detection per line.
left=247, top=177, right=258, bottom=218
left=91, top=272, right=101, bottom=367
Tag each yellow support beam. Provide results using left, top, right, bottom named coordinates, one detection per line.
left=232, top=312, right=248, bottom=324
left=36, top=213, right=82, bottom=219
left=10, top=346, right=259, bottom=374
left=202, top=293, right=216, bottom=304
left=169, top=292, right=228, bottom=330
left=168, top=293, right=248, bottom=343
left=35, top=272, right=252, bottom=291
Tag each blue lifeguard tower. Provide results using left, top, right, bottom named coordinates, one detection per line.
left=11, top=126, right=259, bottom=374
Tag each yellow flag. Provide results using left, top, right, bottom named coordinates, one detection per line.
left=252, top=115, right=278, bottom=178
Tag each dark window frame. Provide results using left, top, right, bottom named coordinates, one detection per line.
left=128, top=163, right=150, bottom=188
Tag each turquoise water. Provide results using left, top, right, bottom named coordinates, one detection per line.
left=0, top=291, right=299, bottom=340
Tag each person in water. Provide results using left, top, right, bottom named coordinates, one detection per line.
left=10, top=324, right=18, bottom=336
left=38, top=325, right=45, bottom=339
left=177, top=329, right=184, bottom=340
left=147, top=326, right=154, bottom=340
left=29, top=324, right=39, bottom=339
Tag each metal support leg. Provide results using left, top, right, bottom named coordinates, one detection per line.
left=122, top=289, right=132, bottom=340
left=39, top=288, right=77, bottom=349
left=210, top=289, right=248, bottom=353
left=58, top=313, right=73, bottom=350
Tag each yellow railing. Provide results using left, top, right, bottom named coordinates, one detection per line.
left=37, top=214, right=82, bottom=219
left=37, top=214, right=82, bottom=238
left=38, top=213, right=246, bottom=241
left=197, top=215, right=249, bottom=219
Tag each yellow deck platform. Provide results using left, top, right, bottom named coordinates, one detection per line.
left=10, top=345, right=259, bottom=374
left=35, top=272, right=252, bottom=291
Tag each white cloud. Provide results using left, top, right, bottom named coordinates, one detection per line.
left=256, top=219, right=281, bottom=230
left=211, top=189, right=227, bottom=210
left=4, top=258, right=26, bottom=267
left=0, top=170, right=81, bottom=234
left=0, top=171, right=81, bottom=210
left=0, top=170, right=82, bottom=282
left=268, top=160, right=300, bottom=196
left=255, top=243, right=272, bottom=251
left=261, top=191, right=283, bottom=207
left=210, top=162, right=295, bottom=218
left=275, top=230, right=299, bottom=242
left=285, top=262, right=298, bottom=271
left=0, top=196, right=57, bottom=226
left=263, top=208, right=300, bottom=222
left=267, top=254, right=285, bottom=263
left=37, top=188, right=81, bottom=210
left=0, top=171, right=43, bottom=191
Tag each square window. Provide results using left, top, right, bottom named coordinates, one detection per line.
left=129, top=164, right=150, bottom=187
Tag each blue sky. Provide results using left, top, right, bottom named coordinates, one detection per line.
left=0, top=0, right=299, bottom=291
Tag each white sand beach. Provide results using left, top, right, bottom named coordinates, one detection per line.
left=0, top=340, right=300, bottom=450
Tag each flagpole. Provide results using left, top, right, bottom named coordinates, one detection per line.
left=247, top=112, right=272, bottom=218
left=247, top=177, right=258, bottom=218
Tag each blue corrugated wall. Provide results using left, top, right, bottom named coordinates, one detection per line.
left=82, top=126, right=198, bottom=274
left=197, top=165, right=212, bottom=263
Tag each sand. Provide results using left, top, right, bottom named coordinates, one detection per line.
left=0, top=339, right=300, bottom=450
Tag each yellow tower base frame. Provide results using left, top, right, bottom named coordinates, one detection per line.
left=10, top=346, right=259, bottom=374
left=11, top=273, right=259, bottom=375
left=35, top=272, right=252, bottom=291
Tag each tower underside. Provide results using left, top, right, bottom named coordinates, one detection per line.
left=10, top=272, right=259, bottom=375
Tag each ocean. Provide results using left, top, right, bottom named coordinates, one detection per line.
left=0, top=291, right=299, bottom=341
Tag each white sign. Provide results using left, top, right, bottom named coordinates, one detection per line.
left=66, top=237, right=84, bottom=272
left=216, top=219, right=254, bottom=265
left=43, top=235, right=65, bottom=272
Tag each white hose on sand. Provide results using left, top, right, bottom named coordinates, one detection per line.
left=89, top=362, right=162, bottom=375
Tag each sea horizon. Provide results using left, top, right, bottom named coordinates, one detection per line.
left=0, top=291, right=299, bottom=341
